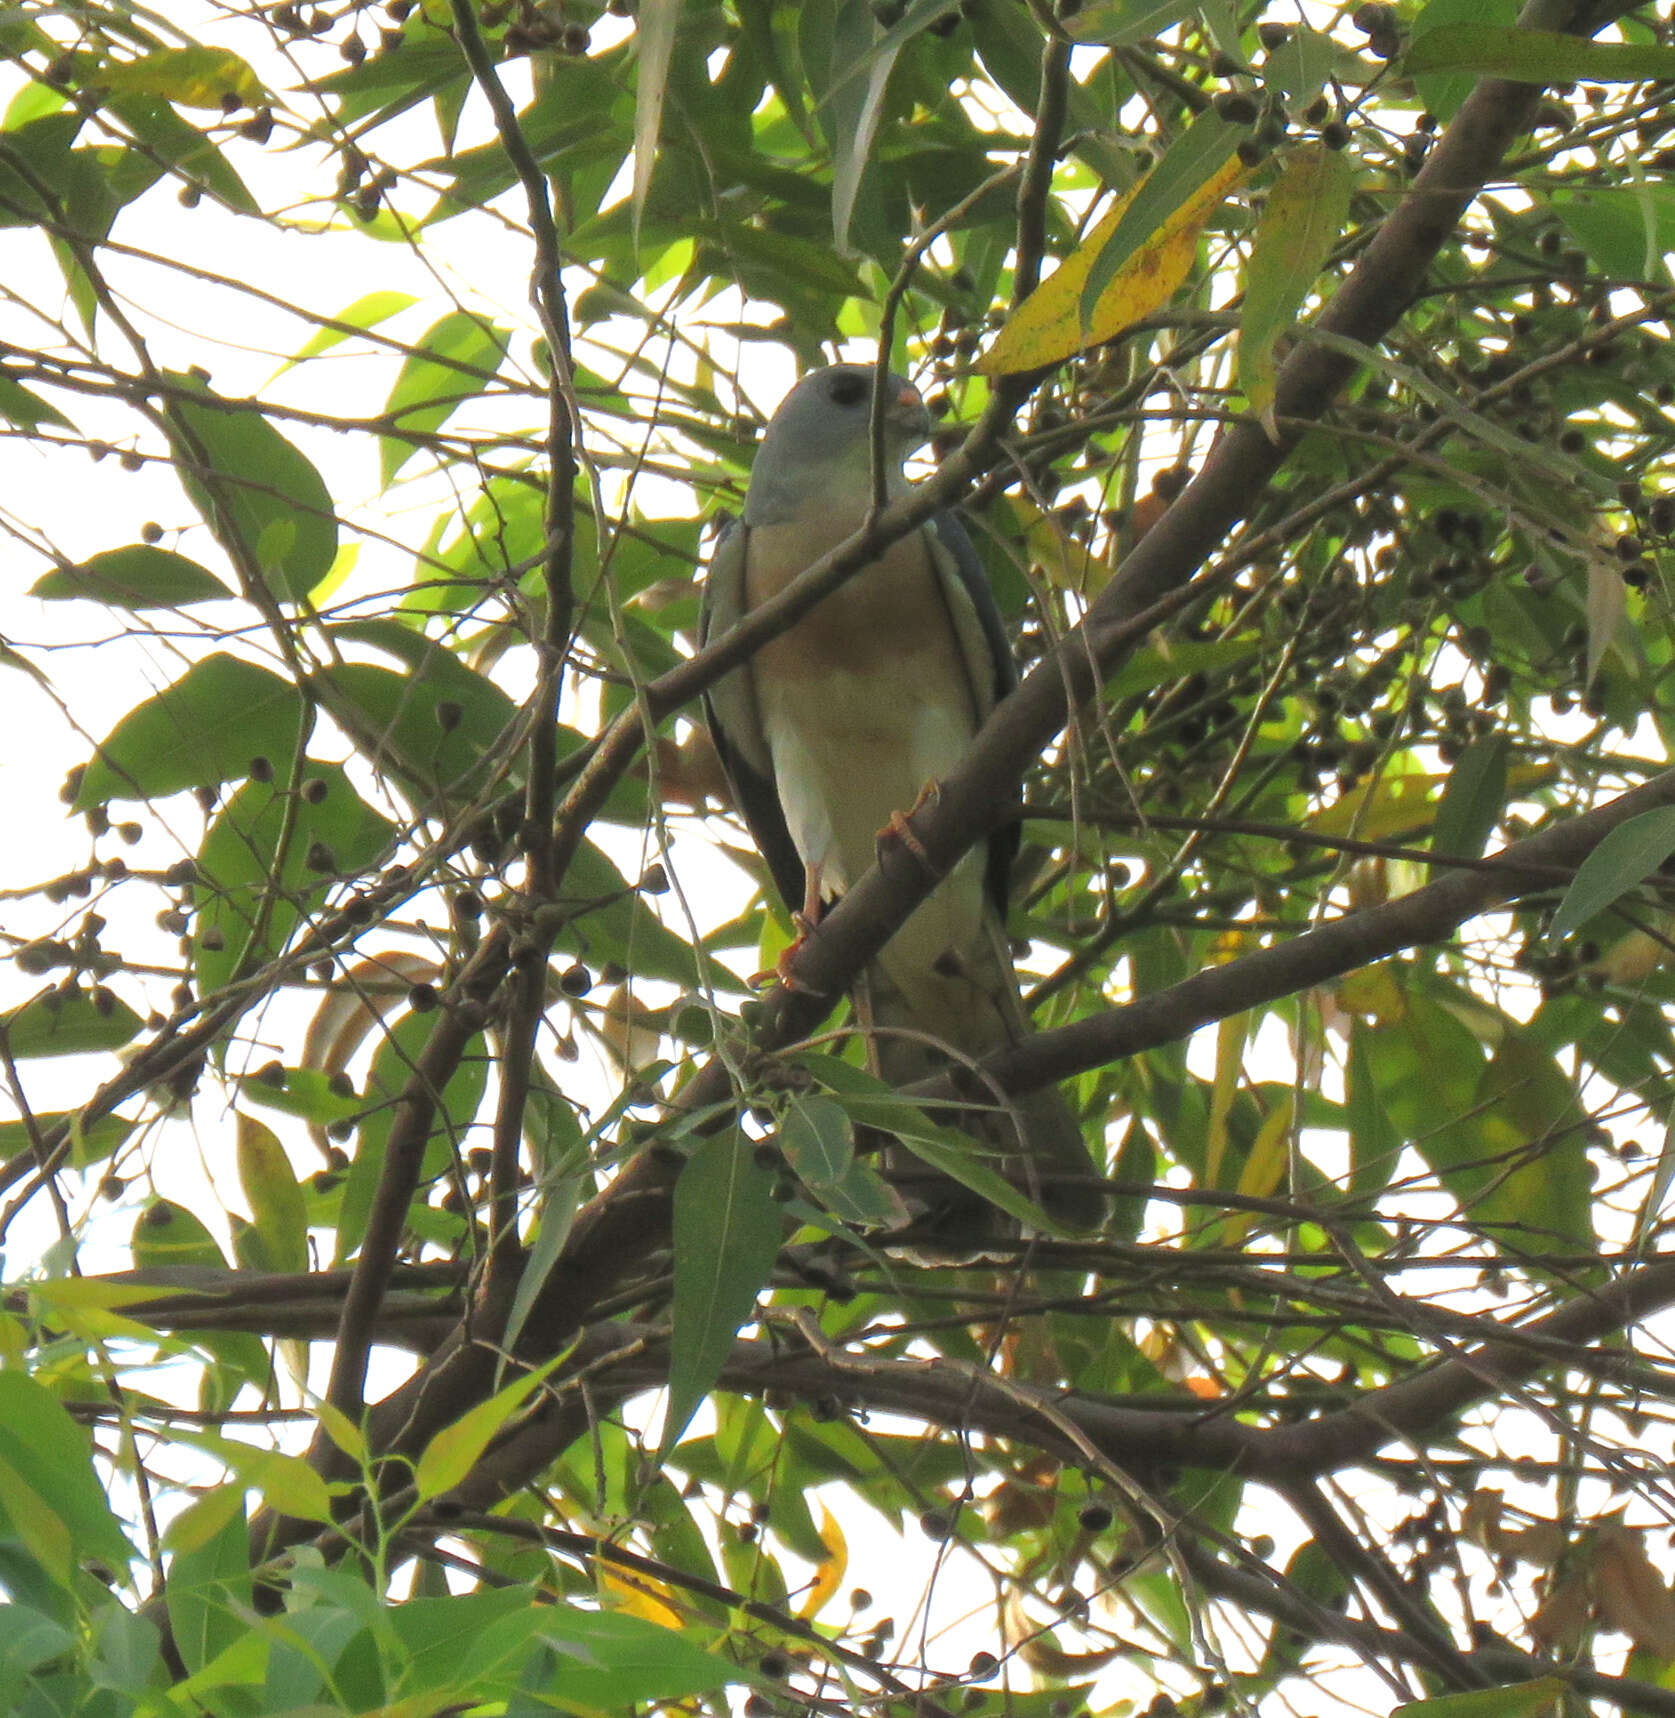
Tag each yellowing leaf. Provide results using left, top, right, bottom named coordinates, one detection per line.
left=101, top=46, right=266, bottom=111
left=1337, top=965, right=1406, bottom=1025
left=981, top=155, right=1245, bottom=375
left=162, top=1485, right=245, bottom=1555
left=235, top=1112, right=307, bottom=1274
left=603, top=1565, right=686, bottom=1630
left=797, top=1507, right=848, bottom=1620
left=1227, top=1091, right=1294, bottom=1243
left=1239, top=144, right=1354, bottom=437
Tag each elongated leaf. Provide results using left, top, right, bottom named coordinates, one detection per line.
left=280, top=289, right=418, bottom=371
left=0, top=373, right=71, bottom=429
left=99, top=46, right=267, bottom=110
left=1239, top=144, right=1353, bottom=436
left=75, top=653, right=305, bottom=809
left=983, top=140, right=1244, bottom=374
left=193, top=763, right=394, bottom=1003
left=821, top=0, right=957, bottom=252
left=633, top=0, right=681, bottom=239
left=163, top=371, right=338, bottom=604
left=31, top=545, right=231, bottom=608
left=235, top=1113, right=307, bottom=1274
left=1064, top=0, right=1193, bottom=45
left=312, top=620, right=521, bottom=811
left=1078, top=109, right=1243, bottom=321
left=1405, top=25, right=1675, bottom=83
left=379, top=310, right=509, bottom=486
left=665, top=1131, right=783, bottom=1455
left=0, top=1374, right=132, bottom=1586
left=0, top=989, right=142, bottom=1059
left=413, top=1351, right=568, bottom=1502
left=1393, top=1676, right=1566, bottom=1718
left=1635, top=1117, right=1675, bottom=1252
left=1430, top=733, right=1508, bottom=864
left=0, top=1111, right=132, bottom=1166
left=1551, top=806, right=1675, bottom=942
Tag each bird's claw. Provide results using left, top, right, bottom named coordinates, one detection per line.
left=749, top=906, right=823, bottom=992
left=877, top=782, right=940, bottom=872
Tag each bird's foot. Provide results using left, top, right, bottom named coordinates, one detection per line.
left=877, top=781, right=941, bottom=872
left=750, top=902, right=823, bottom=992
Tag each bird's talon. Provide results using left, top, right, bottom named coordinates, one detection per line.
left=877, top=783, right=940, bottom=872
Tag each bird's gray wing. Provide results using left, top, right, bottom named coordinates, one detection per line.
left=698, top=515, right=807, bottom=914
left=926, top=509, right=1022, bottom=917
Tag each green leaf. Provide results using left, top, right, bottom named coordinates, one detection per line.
left=379, top=310, right=510, bottom=486
left=31, top=545, right=232, bottom=607
left=75, top=652, right=305, bottom=809
left=281, top=289, right=419, bottom=370
left=1393, top=1677, right=1567, bottom=1718
left=192, top=762, right=395, bottom=1003
left=235, top=1113, right=307, bottom=1274
left=163, top=1486, right=250, bottom=1676
left=0, top=989, right=143, bottom=1059
left=0, top=1373, right=133, bottom=1587
left=413, top=1351, right=569, bottom=1503
left=522, top=1608, right=741, bottom=1708
left=1430, top=733, right=1508, bottom=864
left=99, top=46, right=267, bottom=110
left=0, top=372, right=71, bottom=429
left=0, top=114, right=94, bottom=231
left=109, top=95, right=257, bottom=213
left=0, top=1111, right=132, bottom=1167
left=132, top=1200, right=228, bottom=1273
left=1063, top=0, right=1193, bottom=46
left=823, top=0, right=917, bottom=253
left=780, top=1094, right=905, bottom=1227
left=665, top=1131, right=783, bottom=1455
left=239, top=1067, right=364, bottom=1130
left=162, top=371, right=338, bottom=604
left=1406, top=0, right=1518, bottom=121
left=334, top=1012, right=490, bottom=1264
left=312, top=623, right=521, bottom=812
left=780, top=1094, right=854, bottom=1185
left=1553, top=186, right=1675, bottom=287
left=1239, top=143, right=1353, bottom=435
left=1405, top=25, right=1675, bottom=84
left=1551, top=806, right=1675, bottom=942
left=1260, top=24, right=1340, bottom=102
left=633, top=0, right=682, bottom=236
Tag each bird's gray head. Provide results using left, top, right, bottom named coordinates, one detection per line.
left=743, top=363, right=932, bottom=526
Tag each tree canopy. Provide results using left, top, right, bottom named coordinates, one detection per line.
left=6, top=0, right=1675, bottom=1714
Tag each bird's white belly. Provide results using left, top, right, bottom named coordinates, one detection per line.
left=757, top=657, right=987, bottom=997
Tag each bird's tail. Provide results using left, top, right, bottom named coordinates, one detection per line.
left=853, top=914, right=1104, bottom=1233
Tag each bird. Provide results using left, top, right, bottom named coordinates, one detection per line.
left=699, top=361, right=1101, bottom=1234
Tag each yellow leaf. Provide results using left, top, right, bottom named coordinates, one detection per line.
left=981, top=155, right=1246, bottom=375
left=603, top=1565, right=686, bottom=1630
left=1225, top=1092, right=1294, bottom=1245
left=1337, top=964, right=1406, bottom=1025
left=797, top=1506, right=848, bottom=1620
left=1203, top=1012, right=1246, bottom=1190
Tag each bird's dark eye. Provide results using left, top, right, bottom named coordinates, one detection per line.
left=827, top=371, right=868, bottom=407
